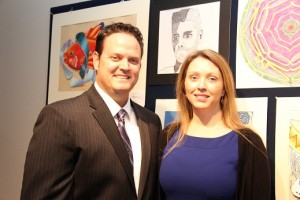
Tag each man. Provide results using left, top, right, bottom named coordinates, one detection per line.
left=21, top=22, right=162, bottom=200
left=159, top=8, right=203, bottom=74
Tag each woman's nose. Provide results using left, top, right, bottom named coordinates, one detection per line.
left=197, top=79, right=206, bottom=89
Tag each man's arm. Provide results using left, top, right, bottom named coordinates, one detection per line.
left=21, top=105, right=76, bottom=199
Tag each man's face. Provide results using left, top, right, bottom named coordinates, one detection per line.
left=172, top=21, right=202, bottom=63
left=92, top=33, right=141, bottom=105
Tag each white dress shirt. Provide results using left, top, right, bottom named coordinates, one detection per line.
left=94, top=83, right=142, bottom=194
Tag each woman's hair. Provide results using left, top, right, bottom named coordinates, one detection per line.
left=166, top=49, right=252, bottom=152
left=95, top=22, right=144, bottom=57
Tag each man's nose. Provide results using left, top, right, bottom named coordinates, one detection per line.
left=119, top=59, right=129, bottom=69
left=177, top=37, right=184, bottom=48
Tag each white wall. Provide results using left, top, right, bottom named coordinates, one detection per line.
left=0, top=0, right=90, bottom=199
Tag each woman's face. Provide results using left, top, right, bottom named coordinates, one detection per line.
left=184, top=57, right=224, bottom=113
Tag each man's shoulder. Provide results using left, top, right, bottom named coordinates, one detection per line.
left=45, top=89, right=91, bottom=113
left=131, top=101, right=152, bottom=114
left=131, top=101, right=159, bottom=119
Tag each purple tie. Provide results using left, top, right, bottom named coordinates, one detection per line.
left=116, top=109, right=133, bottom=167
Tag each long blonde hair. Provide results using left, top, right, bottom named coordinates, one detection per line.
left=166, top=49, right=252, bottom=153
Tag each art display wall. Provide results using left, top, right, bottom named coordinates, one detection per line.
left=48, top=0, right=300, bottom=199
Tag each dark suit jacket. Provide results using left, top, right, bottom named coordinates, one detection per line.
left=21, top=85, right=162, bottom=200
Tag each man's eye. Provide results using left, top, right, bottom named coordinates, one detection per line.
left=111, top=56, right=120, bottom=61
left=183, top=33, right=193, bottom=39
left=172, top=35, right=179, bottom=42
left=129, top=58, right=140, bottom=65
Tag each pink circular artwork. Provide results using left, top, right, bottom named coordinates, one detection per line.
left=239, top=0, right=300, bottom=86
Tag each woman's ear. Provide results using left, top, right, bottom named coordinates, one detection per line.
left=222, top=89, right=225, bottom=97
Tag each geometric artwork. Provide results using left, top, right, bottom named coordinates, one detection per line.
left=155, top=97, right=268, bottom=145
left=275, top=97, right=300, bottom=200
left=235, top=97, right=268, bottom=146
left=236, top=0, right=300, bottom=88
left=290, top=119, right=300, bottom=199
left=237, top=111, right=253, bottom=125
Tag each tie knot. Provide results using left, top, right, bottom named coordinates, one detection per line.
left=117, top=109, right=126, bottom=121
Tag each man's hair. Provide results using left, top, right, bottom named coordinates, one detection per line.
left=172, top=8, right=202, bottom=33
left=95, top=22, right=144, bottom=57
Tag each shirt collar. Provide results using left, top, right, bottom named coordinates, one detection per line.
left=94, top=82, right=132, bottom=118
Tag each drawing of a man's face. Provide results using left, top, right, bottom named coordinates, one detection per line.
left=172, top=8, right=203, bottom=64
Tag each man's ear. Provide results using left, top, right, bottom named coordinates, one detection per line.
left=199, top=29, right=203, bottom=40
left=92, top=51, right=100, bottom=70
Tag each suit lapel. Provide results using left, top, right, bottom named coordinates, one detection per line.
left=86, top=86, right=136, bottom=191
left=132, top=102, right=151, bottom=200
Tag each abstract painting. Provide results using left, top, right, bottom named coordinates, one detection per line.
left=236, top=0, right=300, bottom=88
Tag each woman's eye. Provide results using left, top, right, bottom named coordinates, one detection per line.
left=209, top=77, right=217, bottom=81
left=190, top=75, right=198, bottom=80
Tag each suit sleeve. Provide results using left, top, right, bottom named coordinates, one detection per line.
left=21, top=105, right=77, bottom=200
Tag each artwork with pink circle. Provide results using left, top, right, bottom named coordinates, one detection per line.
left=236, top=0, right=300, bottom=88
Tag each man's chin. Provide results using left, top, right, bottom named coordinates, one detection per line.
left=113, top=85, right=133, bottom=93
left=176, top=57, right=185, bottom=63
left=175, top=52, right=188, bottom=63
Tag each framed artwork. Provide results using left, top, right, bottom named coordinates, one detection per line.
left=147, top=0, right=231, bottom=85
left=275, top=97, right=300, bottom=200
left=235, top=97, right=268, bottom=146
left=235, top=0, right=300, bottom=89
left=155, top=97, right=268, bottom=145
left=47, top=0, right=150, bottom=105
left=155, top=99, right=178, bottom=128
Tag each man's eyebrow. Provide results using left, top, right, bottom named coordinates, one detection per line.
left=183, top=31, right=193, bottom=34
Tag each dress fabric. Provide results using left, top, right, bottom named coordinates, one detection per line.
left=159, top=130, right=238, bottom=200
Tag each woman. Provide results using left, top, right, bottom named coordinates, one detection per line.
left=159, top=49, right=271, bottom=200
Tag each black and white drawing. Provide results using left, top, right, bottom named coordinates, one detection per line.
left=157, top=3, right=220, bottom=74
